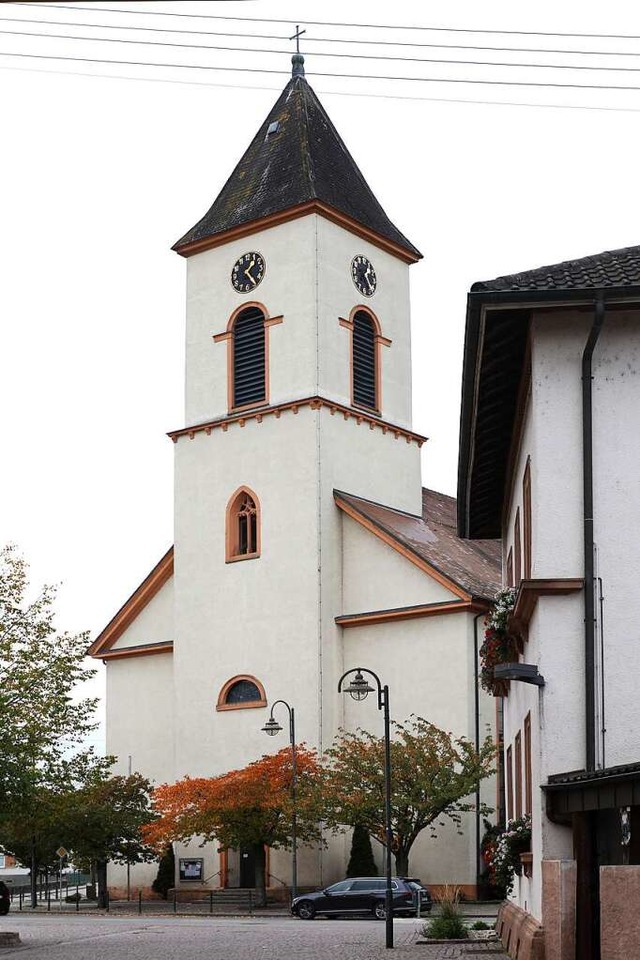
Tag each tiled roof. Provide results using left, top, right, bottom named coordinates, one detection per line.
left=472, top=244, right=640, bottom=293
left=335, top=487, right=501, bottom=600
left=174, top=72, right=421, bottom=260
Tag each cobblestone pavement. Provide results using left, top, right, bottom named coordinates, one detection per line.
left=0, top=915, right=509, bottom=960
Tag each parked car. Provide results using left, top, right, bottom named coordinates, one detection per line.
left=291, top=876, right=432, bottom=920
left=0, top=882, right=10, bottom=916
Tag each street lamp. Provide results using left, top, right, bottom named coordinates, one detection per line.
left=339, top=667, right=394, bottom=950
left=262, top=700, right=298, bottom=901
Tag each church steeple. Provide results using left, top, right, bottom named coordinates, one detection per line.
left=173, top=71, right=421, bottom=262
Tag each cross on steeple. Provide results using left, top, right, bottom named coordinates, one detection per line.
left=290, top=24, right=306, bottom=77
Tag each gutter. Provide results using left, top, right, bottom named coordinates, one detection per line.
left=582, top=294, right=605, bottom=772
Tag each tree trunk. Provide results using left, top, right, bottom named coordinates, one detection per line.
left=96, top=860, right=108, bottom=908
left=30, top=836, right=37, bottom=909
left=253, top=845, right=267, bottom=907
left=394, top=848, right=410, bottom=877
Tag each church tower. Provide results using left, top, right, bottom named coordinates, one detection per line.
left=90, top=56, right=501, bottom=898
left=169, top=59, right=423, bottom=761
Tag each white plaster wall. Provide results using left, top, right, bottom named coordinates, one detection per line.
left=172, top=410, right=321, bottom=779
left=338, top=612, right=497, bottom=887
left=341, top=514, right=457, bottom=614
left=184, top=216, right=317, bottom=424
left=590, top=310, right=640, bottom=765
left=319, top=406, right=423, bottom=517
left=106, top=652, right=175, bottom=785
left=183, top=214, right=415, bottom=429
left=108, top=576, right=174, bottom=649
left=316, top=217, right=414, bottom=428
left=499, top=309, right=640, bottom=921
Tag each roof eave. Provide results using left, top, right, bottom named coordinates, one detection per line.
left=172, top=200, right=422, bottom=264
left=457, top=284, right=640, bottom=540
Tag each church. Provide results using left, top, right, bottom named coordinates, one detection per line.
left=89, top=53, right=500, bottom=898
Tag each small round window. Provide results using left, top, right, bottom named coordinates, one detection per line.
left=216, top=675, right=266, bottom=711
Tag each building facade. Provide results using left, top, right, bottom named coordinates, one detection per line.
left=90, top=57, right=500, bottom=898
left=458, top=245, right=640, bottom=960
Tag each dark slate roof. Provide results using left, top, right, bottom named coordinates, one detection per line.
left=174, top=72, right=421, bottom=259
left=335, top=487, right=501, bottom=600
left=472, top=244, right=640, bottom=294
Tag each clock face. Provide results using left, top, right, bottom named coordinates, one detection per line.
left=351, top=255, right=377, bottom=297
left=231, top=252, right=266, bottom=293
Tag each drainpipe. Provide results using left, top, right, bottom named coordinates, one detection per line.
left=582, top=294, right=605, bottom=772
left=473, top=611, right=484, bottom=892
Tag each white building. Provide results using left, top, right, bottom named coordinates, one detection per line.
left=458, top=245, right=640, bottom=960
left=90, top=57, right=500, bottom=899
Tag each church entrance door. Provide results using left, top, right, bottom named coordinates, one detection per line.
left=239, top=846, right=256, bottom=887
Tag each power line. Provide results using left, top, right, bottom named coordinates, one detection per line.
left=6, top=23, right=640, bottom=74
left=6, top=24, right=640, bottom=74
left=5, top=12, right=640, bottom=59
left=4, top=45, right=640, bottom=92
left=6, top=60, right=640, bottom=115
left=18, top=4, right=640, bottom=42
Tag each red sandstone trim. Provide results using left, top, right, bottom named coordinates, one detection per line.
left=168, top=397, right=427, bottom=447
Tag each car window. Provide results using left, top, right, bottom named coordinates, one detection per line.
left=390, top=881, right=399, bottom=890
left=350, top=879, right=385, bottom=891
left=325, top=880, right=353, bottom=894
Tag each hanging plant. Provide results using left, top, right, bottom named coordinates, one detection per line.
left=486, top=815, right=532, bottom=894
left=480, top=587, right=518, bottom=695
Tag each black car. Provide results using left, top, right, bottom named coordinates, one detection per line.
left=0, top=882, right=10, bottom=916
left=291, top=876, right=432, bottom=920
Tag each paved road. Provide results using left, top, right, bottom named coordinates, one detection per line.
left=0, top=915, right=508, bottom=960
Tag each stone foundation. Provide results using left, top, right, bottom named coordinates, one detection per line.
left=496, top=901, right=545, bottom=960
left=600, top=865, right=640, bottom=960
left=541, top=860, right=576, bottom=960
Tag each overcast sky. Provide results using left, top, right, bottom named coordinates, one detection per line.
left=2, top=0, right=640, bottom=751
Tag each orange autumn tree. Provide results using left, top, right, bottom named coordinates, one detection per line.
left=144, top=747, right=323, bottom=905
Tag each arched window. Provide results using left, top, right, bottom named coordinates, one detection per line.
left=217, top=674, right=267, bottom=711
left=233, top=306, right=266, bottom=409
left=226, top=487, right=261, bottom=562
left=352, top=309, right=378, bottom=411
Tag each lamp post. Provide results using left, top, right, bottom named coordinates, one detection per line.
left=262, top=700, right=298, bottom=901
left=338, top=667, right=394, bottom=950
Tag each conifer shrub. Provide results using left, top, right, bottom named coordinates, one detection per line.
left=151, top=845, right=175, bottom=899
left=346, top=824, right=377, bottom=877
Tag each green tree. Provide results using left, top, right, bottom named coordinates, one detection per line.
left=152, top=845, right=175, bottom=900
left=0, top=546, right=99, bottom=798
left=346, top=824, right=377, bottom=877
left=63, top=771, right=156, bottom=907
left=323, top=716, right=496, bottom=876
left=0, top=545, right=105, bottom=906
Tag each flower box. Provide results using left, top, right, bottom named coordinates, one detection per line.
left=519, top=852, right=533, bottom=878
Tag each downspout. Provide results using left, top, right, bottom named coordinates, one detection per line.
left=582, top=294, right=605, bottom=772
left=473, top=611, right=484, bottom=893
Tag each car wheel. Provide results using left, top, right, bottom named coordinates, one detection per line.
left=373, top=901, right=386, bottom=920
left=296, top=901, right=316, bottom=920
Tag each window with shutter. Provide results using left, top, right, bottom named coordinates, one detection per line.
left=233, top=306, right=266, bottom=409
left=352, top=310, right=377, bottom=411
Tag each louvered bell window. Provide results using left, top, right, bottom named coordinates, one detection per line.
left=233, top=306, right=266, bottom=408
left=352, top=310, right=377, bottom=410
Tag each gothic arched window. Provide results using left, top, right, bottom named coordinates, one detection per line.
left=226, top=487, right=261, bottom=562
left=233, top=306, right=266, bottom=409
left=216, top=675, right=267, bottom=711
